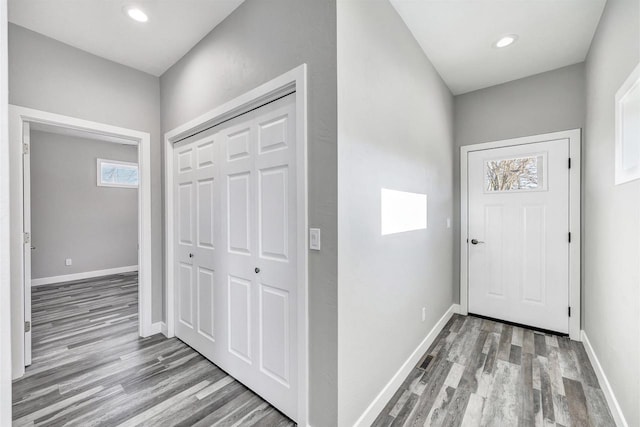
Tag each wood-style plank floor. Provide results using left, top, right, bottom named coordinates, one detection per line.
left=373, top=314, right=616, bottom=427
left=12, top=273, right=295, bottom=426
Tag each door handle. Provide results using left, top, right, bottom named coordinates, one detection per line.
left=255, top=267, right=260, bottom=274
left=189, top=253, right=194, bottom=258
left=471, top=239, right=485, bottom=245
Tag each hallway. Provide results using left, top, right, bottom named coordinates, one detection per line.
left=12, top=273, right=294, bottom=426
left=373, top=315, right=616, bottom=426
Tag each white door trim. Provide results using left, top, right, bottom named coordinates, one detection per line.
left=8, top=105, right=154, bottom=378
left=0, top=0, right=12, bottom=422
left=460, top=129, right=582, bottom=340
left=164, top=64, right=309, bottom=425
left=22, top=121, right=31, bottom=365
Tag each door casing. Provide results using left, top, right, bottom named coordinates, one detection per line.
left=8, top=106, right=154, bottom=378
left=0, top=1, right=11, bottom=421
left=460, top=129, right=582, bottom=340
left=164, top=64, right=309, bottom=426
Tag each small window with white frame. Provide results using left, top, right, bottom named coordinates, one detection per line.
left=615, top=63, right=640, bottom=185
left=97, top=158, right=139, bottom=188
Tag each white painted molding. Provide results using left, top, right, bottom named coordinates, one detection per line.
left=581, top=330, right=628, bottom=427
left=151, top=322, right=167, bottom=337
left=353, top=304, right=461, bottom=427
left=0, top=0, right=12, bottom=422
left=615, top=62, right=640, bottom=185
left=31, top=265, right=139, bottom=286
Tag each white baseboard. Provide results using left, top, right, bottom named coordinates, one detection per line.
left=354, top=303, right=461, bottom=427
left=151, top=321, right=167, bottom=337
left=581, top=330, right=628, bottom=427
left=31, top=265, right=138, bottom=286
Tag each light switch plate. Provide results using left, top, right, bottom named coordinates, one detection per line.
left=65, top=258, right=72, bottom=266
left=309, top=228, right=321, bottom=251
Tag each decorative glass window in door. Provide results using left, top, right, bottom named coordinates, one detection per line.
left=97, top=158, right=139, bottom=188
left=484, top=154, right=546, bottom=192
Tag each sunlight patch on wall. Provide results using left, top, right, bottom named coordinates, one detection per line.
left=380, top=188, right=427, bottom=236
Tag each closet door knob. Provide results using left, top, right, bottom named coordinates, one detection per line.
left=255, top=267, right=260, bottom=274
left=189, top=253, right=194, bottom=258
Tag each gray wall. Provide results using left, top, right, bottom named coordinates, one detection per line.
left=453, top=63, right=586, bottom=300
left=30, top=130, right=137, bottom=279
left=8, top=24, right=163, bottom=321
left=454, top=63, right=586, bottom=146
left=159, top=1, right=338, bottom=425
left=583, top=0, right=640, bottom=424
left=337, top=1, right=454, bottom=424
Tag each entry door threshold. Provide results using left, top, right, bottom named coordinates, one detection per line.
left=468, top=313, right=569, bottom=337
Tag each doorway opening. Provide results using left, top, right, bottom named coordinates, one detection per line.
left=8, top=106, right=153, bottom=379
left=459, top=129, right=581, bottom=340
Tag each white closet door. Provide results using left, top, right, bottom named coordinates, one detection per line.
left=220, top=94, right=298, bottom=419
left=174, top=135, right=220, bottom=361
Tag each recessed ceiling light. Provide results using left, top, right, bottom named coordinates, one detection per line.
left=125, top=7, right=148, bottom=23
left=494, top=34, right=518, bottom=48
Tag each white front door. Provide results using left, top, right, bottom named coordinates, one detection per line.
left=174, top=135, right=220, bottom=361
left=173, top=93, right=298, bottom=420
left=467, top=138, right=570, bottom=333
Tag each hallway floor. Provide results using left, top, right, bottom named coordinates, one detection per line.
left=12, top=273, right=295, bottom=426
left=373, top=314, right=616, bottom=427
